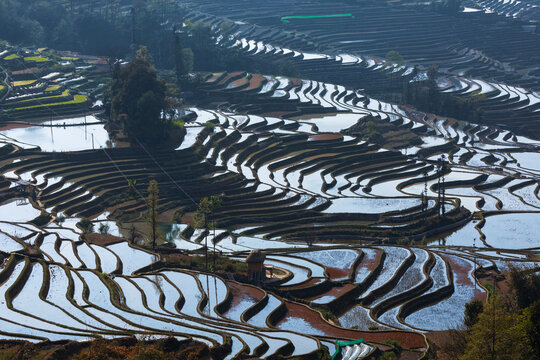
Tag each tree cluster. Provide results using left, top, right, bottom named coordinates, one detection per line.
left=109, top=47, right=170, bottom=145
left=403, top=73, right=481, bottom=123
left=447, top=267, right=540, bottom=360
left=0, top=1, right=297, bottom=83
left=0, top=0, right=130, bottom=57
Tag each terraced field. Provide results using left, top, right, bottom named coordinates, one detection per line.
left=1, top=65, right=538, bottom=357
left=0, top=44, right=107, bottom=122
left=182, top=0, right=540, bottom=139
left=1, top=2, right=540, bottom=358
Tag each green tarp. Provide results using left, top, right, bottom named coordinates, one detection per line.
left=330, top=338, right=364, bottom=360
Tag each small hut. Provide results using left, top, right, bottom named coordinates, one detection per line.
left=246, top=250, right=266, bottom=283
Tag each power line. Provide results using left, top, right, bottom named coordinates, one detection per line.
left=133, top=136, right=199, bottom=207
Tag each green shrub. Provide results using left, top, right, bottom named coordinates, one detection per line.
left=383, top=339, right=402, bottom=352
left=79, top=217, right=94, bottom=234
left=380, top=351, right=398, bottom=360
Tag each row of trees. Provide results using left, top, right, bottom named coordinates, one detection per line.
left=0, top=1, right=297, bottom=80
left=145, top=178, right=222, bottom=273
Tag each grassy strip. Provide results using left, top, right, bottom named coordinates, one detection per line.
left=4, top=54, right=20, bottom=60
left=13, top=94, right=87, bottom=110
left=24, top=56, right=49, bottom=62
left=13, top=80, right=36, bottom=86
left=19, top=89, right=70, bottom=102
left=45, top=85, right=60, bottom=91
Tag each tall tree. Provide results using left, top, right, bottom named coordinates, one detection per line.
left=173, top=26, right=185, bottom=82
left=194, top=196, right=222, bottom=271
left=147, top=180, right=160, bottom=248
left=465, top=300, right=484, bottom=328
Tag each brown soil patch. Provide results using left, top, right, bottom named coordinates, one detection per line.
left=282, top=277, right=323, bottom=290
left=206, top=72, right=225, bottom=83
left=306, top=283, right=356, bottom=302
left=242, top=74, right=266, bottom=91
left=228, top=281, right=265, bottom=302
left=84, top=233, right=125, bottom=246
left=0, top=123, right=32, bottom=131
left=227, top=77, right=248, bottom=89
left=308, top=134, right=342, bottom=141
left=426, top=330, right=460, bottom=360
left=217, top=71, right=243, bottom=86
left=225, top=281, right=265, bottom=315
left=326, top=265, right=350, bottom=280
left=12, top=67, right=40, bottom=75
left=280, top=301, right=427, bottom=349
left=291, top=78, right=302, bottom=87
left=441, top=254, right=486, bottom=302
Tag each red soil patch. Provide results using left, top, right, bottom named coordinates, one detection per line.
left=227, top=77, right=248, bottom=89
left=291, top=78, right=302, bottom=87
left=226, top=281, right=265, bottom=310
left=326, top=266, right=350, bottom=280
left=355, top=249, right=384, bottom=280
left=206, top=72, right=224, bottom=83
left=282, top=277, right=324, bottom=290
left=441, top=254, right=486, bottom=302
left=426, top=330, right=460, bottom=360
left=279, top=301, right=427, bottom=349
left=306, top=283, right=356, bottom=302
left=216, top=72, right=243, bottom=86
left=241, top=74, right=266, bottom=91
left=308, top=134, right=342, bottom=141
left=0, top=123, right=32, bottom=131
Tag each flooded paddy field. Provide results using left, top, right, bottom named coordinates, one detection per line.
left=1, top=7, right=540, bottom=358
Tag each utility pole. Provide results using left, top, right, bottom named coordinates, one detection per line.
left=422, top=168, right=428, bottom=214
left=130, top=7, right=136, bottom=48
left=473, top=238, right=477, bottom=290
left=213, top=211, right=216, bottom=272
left=441, top=156, right=446, bottom=216
left=437, top=158, right=442, bottom=217
left=491, top=285, right=496, bottom=360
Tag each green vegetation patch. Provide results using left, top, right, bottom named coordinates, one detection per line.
left=24, top=56, right=49, bottom=62
left=14, top=94, right=86, bottom=110
left=4, top=54, right=20, bottom=60
left=45, top=85, right=60, bottom=91
left=13, top=80, right=36, bottom=86
left=61, top=56, right=79, bottom=61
